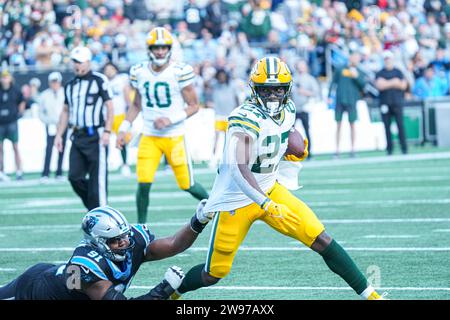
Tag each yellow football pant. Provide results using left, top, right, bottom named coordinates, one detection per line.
left=112, top=113, right=126, bottom=134
left=215, top=119, right=228, bottom=132
left=137, top=135, right=193, bottom=190
left=205, top=182, right=325, bottom=278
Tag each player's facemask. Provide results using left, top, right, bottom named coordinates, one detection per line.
left=148, top=45, right=172, bottom=67
left=254, top=84, right=291, bottom=117
left=104, top=231, right=135, bottom=262
left=249, top=56, right=293, bottom=117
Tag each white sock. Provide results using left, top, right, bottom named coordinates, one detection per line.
left=360, top=285, right=375, bottom=300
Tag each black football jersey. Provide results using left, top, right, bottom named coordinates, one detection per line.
left=42, top=224, right=155, bottom=299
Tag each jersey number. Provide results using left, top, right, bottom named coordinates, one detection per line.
left=251, top=131, right=289, bottom=174
left=143, top=81, right=172, bottom=108
left=87, top=251, right=103, bottom=263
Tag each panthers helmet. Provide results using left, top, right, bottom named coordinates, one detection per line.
left=249, top=57, right=293, bottom=117
left=146, top=27, right=173, bottom=67
left=81, top=206, right=135, bottom=262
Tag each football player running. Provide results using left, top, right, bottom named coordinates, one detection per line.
left=117, top=27, right=209, bottom=224
left=173, top=57, right=385, bottom=300
left=0, top=202, right=211, bottom=300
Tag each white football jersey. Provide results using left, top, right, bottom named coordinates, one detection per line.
left=129, top=61, right=195, bottom=137
left=109, top=73, right=129, bottom=115
left=203, top=99, right=297, bottom=213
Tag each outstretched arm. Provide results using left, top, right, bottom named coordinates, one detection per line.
left=144, top=224, right=199, bottom=261
left=144, top=200, right=210, bottom=262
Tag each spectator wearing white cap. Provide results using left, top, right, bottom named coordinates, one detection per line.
left=38, top=71, right=66, bottom=182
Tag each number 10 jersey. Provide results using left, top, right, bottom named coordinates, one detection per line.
left=203, top=100, right=297, bottom=213
left=129, top=61, right=195, bottom=137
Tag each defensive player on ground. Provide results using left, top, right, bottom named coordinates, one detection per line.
left=117, top=27, right=209, bottom=224
left=0, top=203, right=211, bottom=300
left=173, top=57, right=386, bottom=300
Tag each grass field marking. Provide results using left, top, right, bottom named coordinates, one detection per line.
left=0, top=221, right=188, bottom=231
left=2, top=217, right=450, bottom=230
left=0, top=268, right=16, bottom=272
left=3, top=198, right=450, bottom=213
left=304, top=176, right=450, bottom=185
left=127, top=285, right=450, bottom=292
left=363, top=235, right=420, bottom=239
left=433, top=229, right=450, bottom=233
left=2, top=246, right=450, bottom=252
left=3, top=184, right=450, bottom=198
left=302, top=151, right=450, bottom=169
left=0, top=205, right=193, bottom=215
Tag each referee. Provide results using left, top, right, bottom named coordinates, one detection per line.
left=54, top=46, right=114, bottom=210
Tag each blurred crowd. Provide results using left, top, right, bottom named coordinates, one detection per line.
left=2, top=0, right=450, bottom=101
left=2, top=0, right=450, bottom=180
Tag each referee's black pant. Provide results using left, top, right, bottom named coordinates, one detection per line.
left=68, top=129, right=108, bottom=210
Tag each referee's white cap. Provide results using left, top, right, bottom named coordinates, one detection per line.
left=71, top=46, right=92, bottom=63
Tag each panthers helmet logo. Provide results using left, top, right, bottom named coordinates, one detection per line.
left=82, top=215, right=99, bottom=234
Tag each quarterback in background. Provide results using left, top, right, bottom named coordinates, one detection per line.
left=103, top=62, right=133, bottom=176
left=117, top=27, right=209, bottom=224
left=174, top=57, right=386, bottom=300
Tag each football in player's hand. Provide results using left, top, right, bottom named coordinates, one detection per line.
left=285, top=128, right=305, bottom=158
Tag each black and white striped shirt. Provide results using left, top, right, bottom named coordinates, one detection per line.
left=64, top=71, right=112, bottom=128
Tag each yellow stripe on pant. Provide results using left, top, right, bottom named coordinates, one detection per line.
left=205, top=182, right=325, bottom=278
left=137, top=135, right=193, bottom=189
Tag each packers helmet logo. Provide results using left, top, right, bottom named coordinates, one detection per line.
left=249, top=56, right=293, bottom=117
left=249, top=57, right=292, bottom=85
left=146, top=27, right=174, bottom=66
left=146, top=27, right=173, bottom=46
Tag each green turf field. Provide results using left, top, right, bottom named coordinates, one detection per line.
left=1, top=149, right=450, bottom=300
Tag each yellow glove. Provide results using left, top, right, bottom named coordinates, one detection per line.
left=284, top=138, right=309, bottom=162
left=262, top=199, right=300, bottom=233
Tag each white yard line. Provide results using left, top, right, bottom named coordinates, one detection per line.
left=1, top=217, right=450, bottom=231
left=363, top=235, right=420, bottom=239
left=0, top=205, right=193, bottom=215
left=128, top=285, right=450, bottom=292
left=1, top=246, right=450, bottom=252
left=433, top=229, right=450, bottom=233
left=302, top=152, right=450, bottom=168
left=0, top=268, right=16, bottom=272
left=1, top=198, right=450, bottom=214
left=3, top=184, right=450, bottom=198
left=0, top=151, right=449, bottom=189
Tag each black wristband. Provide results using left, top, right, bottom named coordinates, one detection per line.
left=190, top=214, right=206, bottom=234
left=104, top=130, right=111, bottom=134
